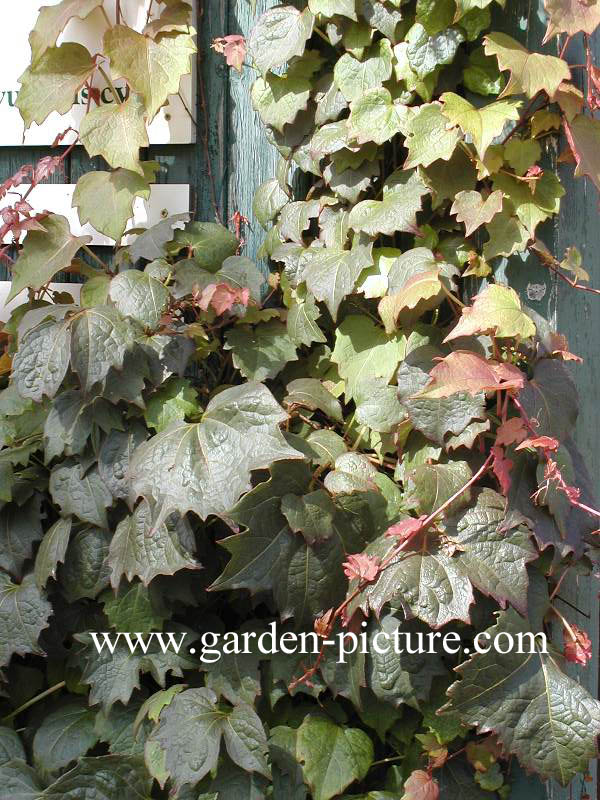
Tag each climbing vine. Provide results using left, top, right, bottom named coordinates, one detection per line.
left=0, top=0, right=599, bottom=798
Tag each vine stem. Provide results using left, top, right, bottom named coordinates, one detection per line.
left=96, top=64, right=122, bottom=105
left=512, top=396, right=600, bottom=520
left=1, top=681, right=65, bottom=723
left=82, top=244, right=111, bottom=272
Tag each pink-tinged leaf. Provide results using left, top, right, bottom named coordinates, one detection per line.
left=546, top=331, right=583, bottom=362
left=342, top=553, right=380, bottom=582
left=564, top=115, right=600, bottom=194
left=451, top=190, right=503, bottom=237
left=197, top=282, right=250, bottom=315
left=444, top=284, right=536, bottom=342
left=496, top=417, right=528, bottom=447
left=385, top=515, right=428, bottom=542
left=401, top=769, right=440, bottom=800
left=211, top=35, right=246, bottom=72
left=33, top=155, right=63, bottom=185
left=422, top=351, right=525, bottom=398
left=563, top=623, right=593, bottom=665
left=492, top=445, right=513, bottom=495
left=543, top=0, right=600, bottom=42
left=516, top=435, right=560, bottom=451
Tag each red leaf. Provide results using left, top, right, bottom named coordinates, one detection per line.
left=385, top=515, right=428, bottom=542
left=211, top=35, right=246, bottom=72
left=496, top=417, right=527, bottom=447
left=33, top=155, right=62, bottom=185
left=492, top=445, right=513, bottom=495
left=422, top=351, right=525, bottom=398
left=197, top=282, right=250, bottom=315
left=564, top=623, right=592, bottom=665
left=515, top=435, right=559, bottom=451
left=402, top=770, right=440, bottom=800
left=342, top=553, right=380, bottom=582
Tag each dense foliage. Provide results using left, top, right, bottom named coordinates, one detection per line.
left=0, top=0, right=599, bottom=797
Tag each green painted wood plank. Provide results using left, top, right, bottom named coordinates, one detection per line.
left=228, top=0, right=281, bottom=267
left=493, top=4, right=599, bottom=799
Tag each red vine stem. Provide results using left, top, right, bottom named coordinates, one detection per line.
left=511, top=396, right=600, bottom=520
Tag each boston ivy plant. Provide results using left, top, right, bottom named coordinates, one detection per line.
left=0, top=0, right=599, bottom=798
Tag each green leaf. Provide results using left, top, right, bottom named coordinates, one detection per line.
left=361, top=0, right=403, bottom=39
left=73, top=167, right=155, bottom=242
left=50, top=463, right=112, bottom=528
left=285, top=378, right=343, bottom=422
left=334, top=39, right=393, bottom=102
left=0, top=729, right=25, bottom=766
left=35, top=517, right=72, bottom=589
left=104, top=26, right=196, bottom=119
left=446, top=489, right=537, bottom=611
left=482, top=208, right=529, bottom=260
left=28, top=0, right=102, bottom=63
left=446, top=607, right=600, bottom=784
left=253, top=179, right=290, bottom=229
left=417, top=0, right=456, bottom=34
left=12, top=317, right=71, bottom=402
left=0, top=573, right=51, bottom=667
left=324, top=451, right=379, bottom=494
left=60, top=526, right=111, bottom=601
left=248, top=6, right=314, bottom=74
left=287, top=295, right=327, bottom=347
left=130, top=382, right=302, bottom=525
left=289, top=714, right=373, bottom=800
left=108, top=500, right=197, bottom=588
left=441, top=92, right=521, bottom=159
left=408, top=460, right=473, bottom=516
left=354, top=377, right=406, bottom=433
left=301, top=247, right=363, bottom=320
left=71, top=306, right=137, bottom=391
left=102, top=582, right=165, bottom=633
left=492, top=170, right=564, bottom=236
left=563, top=114, right=600, bottom=194
left=355, top=534, right=474, bottom=626
left=43, top=390, right=92, bottom=462
left=109, top=270, right=170, bottom=330
left=39, top=755, right=152, bottom=799
left=7, top=214, right=91, bottom=303
left=366, top=615, right=447, bottom=708
left=349, top=169, right=430, bottom=236
left=309, top=0, right=357, bottom=19
left=407, top=24, right=465, bottom=79
left=252, top=73, right=311, bottom=132
left=451, top=190, right=503, bottom=236
left=403, top=103, right=461, bottom=169
left=281, top=489, right=338, bottom=544
left=95, top=702, right=146, bottom=756
left=519, top=359, right=577, bottom=440
left=225, top=321, right=298, bottom=380
left=304, top=429, right=349, bottom=466
left=99, top=426, right=148, bottom=501
left=332, top=315, right=405, bottom=401
left=504, top=138, right=541, bottom=175
left=131, top=213, right=190, bottom=262
left=79, top=95, right=149, bottom=175
left=0, top=759, right=43, bottom=800
left=348, top=88, right=411, bottom=145
left=463, top=46, right=504, bottom=95
left=0, top=502, right=42, bottom=578
left=144, top=377, right=198, bottom=432
left=74, top=633, right=194, bottom=711
left=17, top=43, right=95, bottom=128
left=33, top=700, right=98, bottom=777
left=484, top=32, right=570, bottom=98
left=145, top=688, right=269, bottom=791
left=444, top=284, right=536, bottom=341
